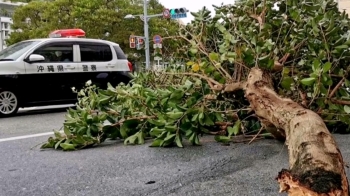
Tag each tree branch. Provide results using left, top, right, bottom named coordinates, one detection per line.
left=111, top=116, right=156, bottom=127
left=273, top=39, right=307, bottom=71
left=164, top=72, right=245, bottom=92
left=223, top=82, right=246, bottom=92
left=331, top=99, right=350, bottom=105
left=164, top=72, right=223, bottom=89
left=328, top=77, right=345, bottom=98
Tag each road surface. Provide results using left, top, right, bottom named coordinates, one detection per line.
left=0, top=105, right=349, bottom=196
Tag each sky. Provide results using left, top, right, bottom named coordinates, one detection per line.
left=159, top=0, right=235, bottom=24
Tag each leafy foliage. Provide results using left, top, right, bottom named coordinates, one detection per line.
left=7, top=0, right=181, bottom=62
left=42, top=71, right=248, bottom=151
left=42, top=0, right=350, bottom=150
left=175, top=0, right=350, bottom=130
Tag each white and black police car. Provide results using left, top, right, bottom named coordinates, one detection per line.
left=0, top=28, right=133, bottom=117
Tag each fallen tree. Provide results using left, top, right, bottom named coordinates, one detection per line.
left=244, top=68, right=349, bottom=195
left=40, top=0, right=350, bottom=195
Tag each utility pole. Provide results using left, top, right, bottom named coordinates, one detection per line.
left=125, top=6, right=188, bottom=70
left=143, top=0, right=150, bottom=70
left=0, top=17, right=3, bottom=51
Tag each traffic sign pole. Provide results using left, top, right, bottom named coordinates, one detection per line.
left=143, top=0, right=150, bottom=70
left=153, top=36, right=163, bottom=61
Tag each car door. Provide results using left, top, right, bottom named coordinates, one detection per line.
left=24, top=41, right=79, bottom=103
left=76, top=41, right=115, bottom=90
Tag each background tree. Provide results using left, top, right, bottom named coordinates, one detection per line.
left=7, top=0, right=181, bottom=63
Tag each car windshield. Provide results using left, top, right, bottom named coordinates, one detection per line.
left=0, top=40, right=41, bottom=61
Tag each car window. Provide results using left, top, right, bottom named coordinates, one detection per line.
left=79, top=43, right=112, bottom=62
left=33, top=43, right=74, bottom=62
left=113, top=45, right=127, bottom=59
left=0, top=41, right=41, bottom=61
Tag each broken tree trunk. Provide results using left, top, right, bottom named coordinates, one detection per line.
left=243, top=67, right=349, bottom=195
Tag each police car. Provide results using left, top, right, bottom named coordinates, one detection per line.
left=0, top=29, right=133, bottom=117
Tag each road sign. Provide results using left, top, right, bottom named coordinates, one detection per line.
left=154, top=56, right=162, bottom=60
left=153, top=43, right=162, bottom=48
left=163, top=9, right=170, bottom=19
left=153, top=35, right=162, bottom=44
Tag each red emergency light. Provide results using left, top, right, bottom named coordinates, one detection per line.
left=49, top=29, right=86, bottom=38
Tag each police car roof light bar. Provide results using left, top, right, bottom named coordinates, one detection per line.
left=49, top=29, right=86, bottom=38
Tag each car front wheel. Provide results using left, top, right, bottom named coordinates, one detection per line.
left=0, top=90, right=20, bottom=117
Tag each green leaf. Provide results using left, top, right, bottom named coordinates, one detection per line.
left=188, top=132, right=200, bottom=146
left=99, top=95, right=111, bottom=104
left=55, top=139, right=65, bottom=149
left=149, top=128, right=165, bottom=137
left=344, top=105, right=350, bottom=114
left=164, top=125, right=177, bottom=133
left=71, top=135, right=85, bottom=145
left=164, top=133, right=176, bottom=143
left=189, top=48, right=198, bottom=55
left=169, top=89, right=185, bottom=101
left=323, top=62, right=332, bottom=72
left=175, top=104, right=188, bottom=112
left=149, top=139, right=163, bottom=147
left=166, top=112, right=184, bottom=120
left=147, top=119, right=166, bottom=126
left=335, top=45, right=348, bottom=49
left=204, top=114, right=215, bottom=126
left=59, top=143, right=76, bottom=151
left=312, top=59, right=320, bottom=71
left=137, top=132, right=145, bottom=144
left=228, top=120, right=241, bottom=136
left=281, top=77, right=294, bottom=90
left=86, top=127, right=92, bottom=137
left=184, top=80, right=193, bottom=90
left=191, top=114, right=199, bottom=121
left=124, top=135, right=138, bottom=145
left=186, top=61, right=194, bottom=66
left=300, top=78, right=316, bottom=86
left=214, top=113, right=223, bottom=121
left=188, top=132, right=196, bottom=144
left=209, top=52, right=219, bottom=61
left=214, top=136, right=231, bottom=144
left=175, top=134, right=183, bottom=148
left=120, top=124, right=129, bottom=139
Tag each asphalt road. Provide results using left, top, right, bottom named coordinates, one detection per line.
left=0, top=106, right=349, bottom=196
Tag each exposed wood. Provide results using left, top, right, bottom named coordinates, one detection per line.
left=243, top=67, right=349, bottom=195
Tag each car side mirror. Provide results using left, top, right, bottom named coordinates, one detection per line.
left=25, top=54, right=45, bottom=63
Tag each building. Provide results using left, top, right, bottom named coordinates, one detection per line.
left=0, top=0, right=27, bottom=50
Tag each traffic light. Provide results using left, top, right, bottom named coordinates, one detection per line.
left=169, top=7, right=187, bottom=19
left=129, top=36, right=136, bottom=48
left=136, top=37, right=144, bottom=50
left=137, top=37, right=144, bottom=45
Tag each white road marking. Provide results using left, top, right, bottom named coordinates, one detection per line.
left=0, top=131, right=62, bottom=143
left=0, top=105, right=73, bottom=143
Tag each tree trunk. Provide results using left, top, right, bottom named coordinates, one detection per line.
left=244, top=67, right=349, bottom=195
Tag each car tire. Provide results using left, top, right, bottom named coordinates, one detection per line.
left=0, top=90, right=20, bottom=117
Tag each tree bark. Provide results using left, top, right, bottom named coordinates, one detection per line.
left=244, top=67, right=349, bottom=195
